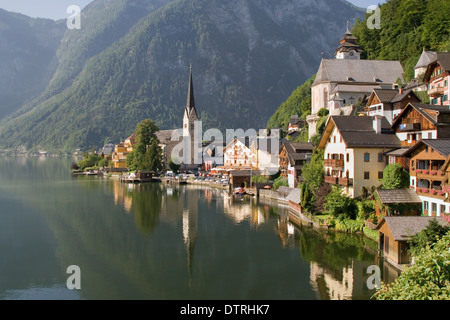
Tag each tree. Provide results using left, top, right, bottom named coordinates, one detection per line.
left=409, top=218, right=450, bottom=257
left=127, top=119, right=163, bottom=171
left=382, top=163, right=410, bottom=189
left=374, top=232, right=450, bottom=300
left=168, top=157, right=181, bottom=174
left=324, top=186, right=358, bottom=219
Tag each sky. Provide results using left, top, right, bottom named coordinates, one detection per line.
left=0, top=0, right=388, bottom=20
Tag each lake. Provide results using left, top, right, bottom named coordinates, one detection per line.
left=0, top=156, right=398, bottom=300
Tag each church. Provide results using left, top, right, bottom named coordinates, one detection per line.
left=307, top=25, right=405, bottom=139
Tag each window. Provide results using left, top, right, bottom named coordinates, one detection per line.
left=378, top=153, right=383, bottom=162
left=385, top=236, right=389, bottom=254
left=428, top=133, right=433, bottom=139
left=440, top=205, right=446, bottom=215
left=378, top=171, right=383, bottom=179
left=333, top=136, right=336, bottom=143
left=364, top=153, right=370, bottom=162
left=346, top=153, right=350, bottom=162
left=424, top=201, right=429, bottom=211
left=432, top=202, right=437, bottom=213
left=364, top=171, right=370, bottom=180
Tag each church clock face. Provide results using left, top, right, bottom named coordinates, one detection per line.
left=349, top=51, right=355, bottom=57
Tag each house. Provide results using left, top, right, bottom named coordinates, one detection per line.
left=364, top=88, right=420, bottom=125
left=288, top=115, right=305, bottom=133
left=223, top=137, right=257, bottom=170
left=422, top=52, right=450, bottom=106
left=390, top=102, right=450, bottom=148
left=307, top=26, right=405, bottom=139
left=374, top=188, right=422, bottom=218
left=279, top=141, right=313, bottom=188
left=111, top=133, right=135, bottom=169
left=402, top=139, right=450, bottom=217
left=377, top=216, right=448, bottom=268
left=318, top=115, right=401, bottom=198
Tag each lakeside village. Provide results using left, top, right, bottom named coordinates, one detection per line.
left=73, top=28, right=450, bottom=273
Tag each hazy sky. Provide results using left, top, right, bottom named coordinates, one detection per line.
left=0, top=0, right=387, bottom=20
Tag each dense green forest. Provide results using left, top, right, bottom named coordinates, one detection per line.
left=267, top=0, right=450, bottom=135
left=352, top=0, right=450, bottom=82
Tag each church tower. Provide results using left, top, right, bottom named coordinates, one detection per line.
left=183, top=64, right=198, bottom=138
left=334, top=22, right=363, bottom=60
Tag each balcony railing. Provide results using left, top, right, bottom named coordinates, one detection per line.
left=416, top=187, right=446, bottom=200
left=428, top=86, right=445, bottom=97
left=324, top=176, right=338, bottom=184
left=338, top=177, right=353, bottom=186
left=414, top=169, right=446, bottom=181
left=398, top=123, right=421, bottom=131
left=324, top=159, right=344, bottom=168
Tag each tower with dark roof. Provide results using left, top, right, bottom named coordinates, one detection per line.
left=183, top=65, right=198, bottom=138
left=334, top=22, right=363, bottom=60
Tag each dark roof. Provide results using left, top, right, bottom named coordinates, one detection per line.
left=414, top=50, right=437, bottom=69
left=285, top=188, right=301, bottom=204
left=392, top=102, right=450, bottom=129
left=379, top=216, right=448, bottom=241
left=326, top=116, right=400, bottom=148
left=423, top=52, right=450, bottom=81
left=156, top=129, right=176, bottom=143
left=283, top=141, right=313, bottom=166
left=403, top=139, right=450, bottom=158
left=376, top=189, right=422, bottom=204
left=373, top=89, right=398, bottom=104
left=184, top=66, right=198, bottom=120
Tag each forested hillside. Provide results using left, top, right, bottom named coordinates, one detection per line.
left=267, top=0, right=450, bottom=134
left=0, top=0, right=363, bottom=152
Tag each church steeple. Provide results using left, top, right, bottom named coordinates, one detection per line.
left=184, top=64, right=198, bottom=120
left=335, top=22, right=363, bottom=60
left=183, top=64, right=198, bottom=137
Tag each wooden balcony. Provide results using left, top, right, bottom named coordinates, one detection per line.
left=324, top=176, right=338, bottom=184
left=338, top=177, right=353, bottom=186
left=324, top=159, right=344, bottom=168
left=414, top=169, right=447, bottom=181
left=428, top=86, right=445, bottom=97
left=398, top=123, right=421, bottom=132
left=416, top=187, right=446, bottom=200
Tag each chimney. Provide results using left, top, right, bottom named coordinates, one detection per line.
left=373, top=116, right=382, bottom=134
left=399, top=87, right=403, bottom=94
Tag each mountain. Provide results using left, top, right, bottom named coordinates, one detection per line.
left=0, top=0, right=364, bottom=152
left=0, top=10, right=65, bottom=120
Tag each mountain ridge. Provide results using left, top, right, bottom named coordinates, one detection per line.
left=0, top=0, right=364, bottom=152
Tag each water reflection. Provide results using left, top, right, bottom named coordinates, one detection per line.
left=0, top=157, right=397, bottom=300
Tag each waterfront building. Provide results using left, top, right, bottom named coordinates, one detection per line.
left=318, top=115, right=400, bottom=198
left=279, top=141, right=313, bottom=188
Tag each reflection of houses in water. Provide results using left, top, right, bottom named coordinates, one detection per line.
left=112, top=180, right=133, bottom=213
left=183, top=209, right=198, bottom=285
left=309, top=260, right=376, bottom=300
left=274, top=216, right=299, bottom=248
left=223, top=194, right=265, bottom=227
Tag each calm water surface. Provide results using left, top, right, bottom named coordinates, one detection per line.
left=0, top=156, right=396, bottom=300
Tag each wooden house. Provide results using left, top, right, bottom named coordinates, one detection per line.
left=279, top=141, right=313, bottom=188
left=365, top=88, right=420, bottom=125
left=111, top=133, right=135, bottom=169
left=374, top=188, right=422, bottom=218
left=377, top=216, right=448, bottom=268
left=402, top=139, right=450, bottom=216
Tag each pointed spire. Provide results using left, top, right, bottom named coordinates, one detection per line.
left=186, top=63, right=196, bottom=116
left=346, top=20, right=350, bottom=34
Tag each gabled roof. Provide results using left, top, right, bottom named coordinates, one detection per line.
left=367, top=88, right=419, bottom=107
left=414, top=50, right=437, bottom=70
left=423, top=52, right=450, bottom=82
left=376, top=188, right=422, bottom=205
left=282, top=141, right=313, bottom=166
left=391, top=102, right=450, bottom=130
left=312, top=59, right=405, bottom=87
left=378, top=216, right=447, bottom=241
left=319, top=115, right=400, bottom=149
left=402, top=139, right=450, bottom=158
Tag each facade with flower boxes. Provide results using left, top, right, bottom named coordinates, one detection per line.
left=423, top=52, right=450, bottom=106
left=403, top=139, right=450, bottom=216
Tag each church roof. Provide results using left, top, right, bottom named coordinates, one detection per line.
left=184, top=65, right=198, bottom=119
left=312, top=59, right=404, bottom=87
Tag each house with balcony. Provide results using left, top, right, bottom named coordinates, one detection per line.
left=318, top=115, right=400, bottom=198
left=422, top=52, right=450, bottom=106
left=364, top=88, right=420, bottom=125
left=111, top=134, right=135, bottom=169
left=390, top=102, right=450, bottom=148
left=279, top=141, right=313, bottom=188
left=402, top=139, right=450, bottom=217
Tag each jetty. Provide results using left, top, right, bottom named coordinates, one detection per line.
left=120, top=171, right=154, bottom=183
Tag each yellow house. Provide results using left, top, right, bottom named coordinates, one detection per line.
left=111, top=134, right=136, bottom=169
left=318, top=115, right=401, bottom=198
